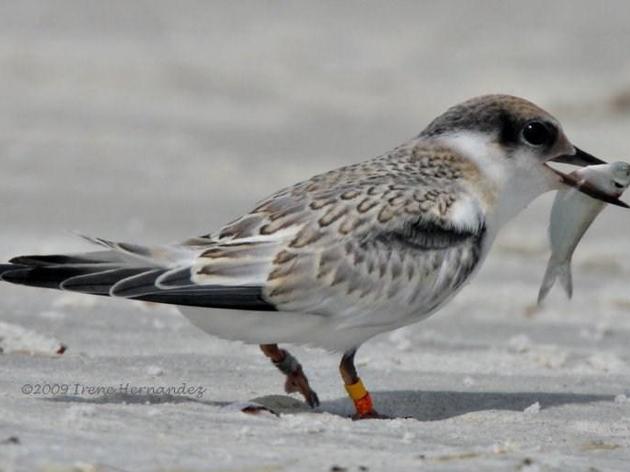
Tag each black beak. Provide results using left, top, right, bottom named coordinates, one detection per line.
left=550, top=147, right=629, bottom=208
left=551, top=147, right=607, bottom=166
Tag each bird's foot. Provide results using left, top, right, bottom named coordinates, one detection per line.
left=260, top=344, right=320, bottom=409
left=351, top=410, right=390, bottom=420
left=284, top=366, right=320, bottom=408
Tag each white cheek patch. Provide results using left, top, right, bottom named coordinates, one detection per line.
left=447, top=196, right=484, bottom=232
left=442, top=132, right=509, bottom=186
left=440, top=131, right=559, bottom=229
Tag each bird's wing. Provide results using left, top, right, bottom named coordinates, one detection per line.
left=246, top=165, right=487, bottom=327
left=1, top=142, right=487, bottom=320
left=190, top=142, right=487, bottom=326
left=269, top=213, right=487, bottom=329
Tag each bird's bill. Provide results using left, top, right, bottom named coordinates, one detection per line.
left=550, top=147, right=629, bottom=208
left=551, top=147, right=606, bottom=166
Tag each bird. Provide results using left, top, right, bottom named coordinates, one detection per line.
left=1, top=94, right=624, bottom=419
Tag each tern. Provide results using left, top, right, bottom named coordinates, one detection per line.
left=1, top=95, right=624, bottom=419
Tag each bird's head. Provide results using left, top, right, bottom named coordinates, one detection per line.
left=420, top=94, right=628, bottom=208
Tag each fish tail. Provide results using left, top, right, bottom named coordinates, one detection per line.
left=537, top=263, right=557, bottom=305
left=557, top=260, right=573, bottom=299
left=537, top=259, right=572, bottom=305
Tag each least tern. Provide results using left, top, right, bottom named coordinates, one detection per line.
left=1, top=94, right=625, bottom=419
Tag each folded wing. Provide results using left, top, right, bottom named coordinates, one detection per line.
left=1, top=142, right=487, bottom=324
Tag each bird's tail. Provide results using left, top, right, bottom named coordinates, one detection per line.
left=0, top=237, right=275, bottom=311
left=0, top=243, right=165, bottom=299
left=537, top=258, right=573, bottom=305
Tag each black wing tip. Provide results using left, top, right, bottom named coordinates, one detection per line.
left=10, top=254, right=64, bottom=266
left=9, top=254, right=108, bottom=266
left=1, top=265, right=90, bottom=289
left=1, top=262, right=24, bottom=271
left=0, top=264, right=29, bottom=282
left=1, top=259, right=278, bottom=312
left=60, top=268, right=148, bottom=295
left=9, top=256, right=32, bottom=265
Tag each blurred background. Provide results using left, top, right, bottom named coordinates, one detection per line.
left=3, top=0, right=630, bottom=355
left=2, top=0, right=630, bottom=248
left=2, top=0, right=630, bottom=352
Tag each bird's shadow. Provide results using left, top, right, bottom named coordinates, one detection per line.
left=321, top=390, right=614, bottom=421
left=45, top=389, right=614, bottom=421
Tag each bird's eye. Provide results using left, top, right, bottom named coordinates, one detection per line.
left=521, top=121, right=556, bottom=147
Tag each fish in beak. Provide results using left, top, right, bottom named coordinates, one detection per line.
left=549, top=147, right=629, bottom=208
left=538, top=160, right=630, bottom=304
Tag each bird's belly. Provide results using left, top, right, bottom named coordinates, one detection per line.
left=178, top=305, right=390, bottom=352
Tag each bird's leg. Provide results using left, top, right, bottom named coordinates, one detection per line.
left=259, top=344, right=319, bottom=408
left=340, top=349, right=385, bottom=419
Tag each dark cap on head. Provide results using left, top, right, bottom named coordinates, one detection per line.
left=419, top=94, right=557, bottom=148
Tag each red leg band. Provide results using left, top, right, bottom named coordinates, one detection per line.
left=354, top=392, right=374, bottom=417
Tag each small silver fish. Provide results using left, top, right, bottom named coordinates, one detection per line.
left=538, top=161, right=630, bottom=305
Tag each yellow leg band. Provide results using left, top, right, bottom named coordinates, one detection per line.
left=345, top=378, right=368, bottom=401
